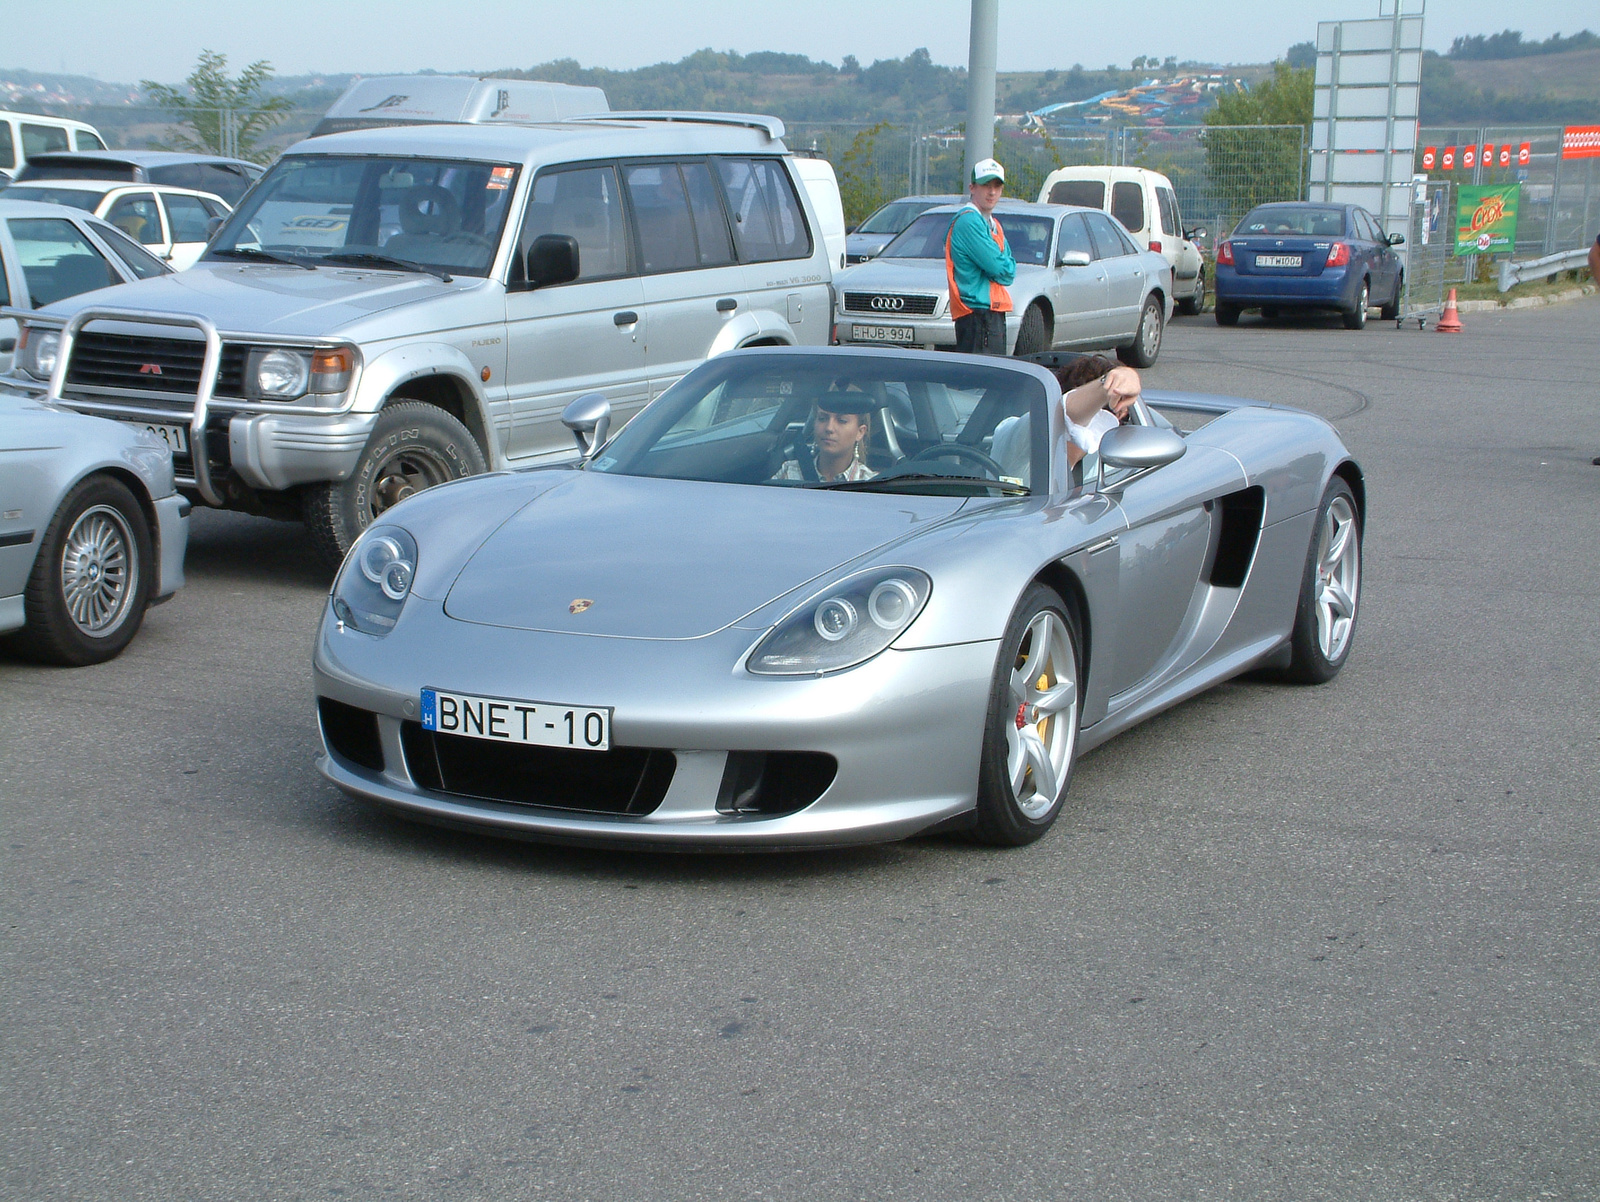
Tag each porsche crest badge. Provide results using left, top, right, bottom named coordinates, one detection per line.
left=569, top=599, right=593, bottom=614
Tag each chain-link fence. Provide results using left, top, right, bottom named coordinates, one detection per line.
left=1417, top=125, right=1600, bottom=261
left=789, top=121, right=1308, bottom=242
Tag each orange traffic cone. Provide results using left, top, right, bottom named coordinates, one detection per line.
left=1436, top=287, right=1463, bottom=333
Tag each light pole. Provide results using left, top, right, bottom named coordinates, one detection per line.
left=963, top=0, right=999, bottom=183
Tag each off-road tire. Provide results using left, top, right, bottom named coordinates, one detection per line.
left=302, top=401, right=485, bottom=569
left=7, top=473, right=153, bottom=666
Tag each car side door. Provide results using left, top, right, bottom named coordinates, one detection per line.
left=102, top=190, right=169, bottom=261
left=159, top=192, right=215, bottom=269
left=623, top=159, right=747, bottom=400
left=502, top=163, right=648, bottom=463
left=1094, top=437, right=1248, bottom=705
left=1047, top=213, right=1112, bottom=346
left=1084, top=211, right=1145, bottom=342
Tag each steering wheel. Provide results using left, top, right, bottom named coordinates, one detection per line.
left=909, top=442, right=1005, bottom=479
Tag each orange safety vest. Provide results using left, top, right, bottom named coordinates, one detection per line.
left=945, top=208, right=1013, bottom=319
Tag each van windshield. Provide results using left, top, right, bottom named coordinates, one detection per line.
left=207, top=154, right=520, bottom=278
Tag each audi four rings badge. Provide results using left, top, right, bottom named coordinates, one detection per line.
left=870, top=296, right=906, bottom=311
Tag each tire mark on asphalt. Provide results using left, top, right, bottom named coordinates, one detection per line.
left=1158, top=350, right=1373, bottom=421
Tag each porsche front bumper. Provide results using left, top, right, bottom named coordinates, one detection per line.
left=313, top=598, right=999, bottom=850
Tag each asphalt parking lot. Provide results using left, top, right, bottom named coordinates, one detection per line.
left=4, top=298, right=1598, bottom=1201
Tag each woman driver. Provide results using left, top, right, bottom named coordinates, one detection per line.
left=772, top=392, right=878, bottom=483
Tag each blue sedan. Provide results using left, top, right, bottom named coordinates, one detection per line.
left=1213, top=202, right=1405, bottom=330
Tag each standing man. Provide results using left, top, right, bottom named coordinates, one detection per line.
left=946, top=158, right=1016, bottom=355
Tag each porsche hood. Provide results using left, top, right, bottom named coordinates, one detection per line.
left=440, top=472, right=963, bottom=639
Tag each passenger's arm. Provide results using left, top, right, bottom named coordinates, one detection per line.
left=1062, top=365, right=1140, bottom=426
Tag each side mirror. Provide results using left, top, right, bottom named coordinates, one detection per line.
left=1058, top=249, right=1091, bottom=268
left=1184, top=226, right=1207, bottom=242
left=1387, top=232, right=1406, bottom=246
left=562, top=391, right=611, bottom=458
left=527, top=233, right=580, bottom=288
left=1095, top=425, right=1186, bottom=492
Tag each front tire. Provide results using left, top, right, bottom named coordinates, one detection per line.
left=1342, top=281, right=1369, bottom=330
left=8, top=474, right=153, bottom=666
left=1012, top=302, right=1050, bottom=356
left=302, top=401, right=486, bottom=569
left=1215, top=301, right=1240, bottom=326
left=1282, top=479, right=1362, bottom=683
left=1118, top=295, right=1163, bottom=367
left=1176, top=269, right=1205, bottom=316
left=971, top=585, right=1082, bottom=846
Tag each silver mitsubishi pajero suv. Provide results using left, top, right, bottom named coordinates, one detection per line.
left=6, top=113, right=833, bottom=564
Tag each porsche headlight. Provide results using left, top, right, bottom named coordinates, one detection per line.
left=748, top=567, right=931, bottom=676
left=21, top=328, right=61, bottom=380
left=330, top=525, right=418, bottom=635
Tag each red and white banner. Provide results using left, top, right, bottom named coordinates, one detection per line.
left=1481, top=142, right=1494, bottom=167
left=1442, top=146, right=1456, bottom=169
left=1463, top=146, right=1477, bottom=169
left=1562, top=126, right=1600, bottom=160
left=1518, top=142, right=1531, bottom=166
left=1421, top=146, right=1436, bottom=170
left=1498, top=145, right=1511, bottom=167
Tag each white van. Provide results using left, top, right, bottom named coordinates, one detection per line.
left=791, top=154, right=846, bottom=273
left=0, top=111, right=107, bottom=181
left=311, top=76, right=609, bottom=138
left=1038, top=165, right=1207, bottom=314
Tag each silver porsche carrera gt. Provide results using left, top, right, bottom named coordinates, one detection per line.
left=313, top=346, right=1363, bottom=850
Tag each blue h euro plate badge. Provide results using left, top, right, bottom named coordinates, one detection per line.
left=420, top=688, right=438, bottom=731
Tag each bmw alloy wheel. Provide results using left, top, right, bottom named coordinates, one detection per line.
left=60, top=504, right=136, bottom=636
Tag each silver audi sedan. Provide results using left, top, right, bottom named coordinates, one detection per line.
left=833, top=200, right=1172, bottom=366
left=313, top=346, right=1362, bottom=851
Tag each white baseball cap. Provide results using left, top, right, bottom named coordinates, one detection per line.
left=971, top=158, right=1006, bottom=185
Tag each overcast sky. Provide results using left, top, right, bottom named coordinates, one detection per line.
left=11, top=0, right=1599, bottom=83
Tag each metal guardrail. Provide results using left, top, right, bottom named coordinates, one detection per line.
left=1497, top=247, right=1592, bottom=293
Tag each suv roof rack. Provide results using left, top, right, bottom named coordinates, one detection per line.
left=564, top=111, right=785, bottom=141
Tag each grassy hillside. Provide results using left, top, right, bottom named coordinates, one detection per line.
left=1447, top=47, right=1600, bottom=101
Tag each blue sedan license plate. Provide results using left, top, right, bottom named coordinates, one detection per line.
left=1255, top=254, right=1302, bottom=268
left=421, top=688, right=611, bottom=751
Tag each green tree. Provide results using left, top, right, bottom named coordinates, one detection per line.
left=141, top=51, right=294, bottom=163
left=836, top=121, right=895, bottom=227
left=1202, top=62, right=1312, bottom=219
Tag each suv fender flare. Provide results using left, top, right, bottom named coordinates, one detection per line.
left=706, top=309, right=797, bottom=358
left=353, top=343, right=501, bottom=468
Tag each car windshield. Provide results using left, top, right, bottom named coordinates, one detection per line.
left=1237, top=206, right=1346, bottom=237
left=589, top=352, right=1049, bottom=495
left=857, top=200, right=941, bottom=236
left=207, top=154, right=520, bottom=277
left=2, top=186, right=105, bottom=211
left=880, top=211, right=1055, bottom=264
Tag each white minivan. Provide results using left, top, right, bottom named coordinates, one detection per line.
left=0, top=111, right=107, bottom=181
left=1038, top=166, right=1207, bottom=315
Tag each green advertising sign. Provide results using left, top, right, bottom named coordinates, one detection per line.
left=1454, top=184, right=1520, bottom=256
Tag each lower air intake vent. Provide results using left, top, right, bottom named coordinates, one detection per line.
left=401, top=723, right=675, bottom=816
left=318, top=697, right=384, bottom=772
left=716, top=752, right=837, bottom=816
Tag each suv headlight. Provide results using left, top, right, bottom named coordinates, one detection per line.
left=747, top=566, right=931, bottom=676
left=331, top=525, right=417, bottom=635
left=247, top=346, right=354, bottom=400
left=19, top=328, right=61, bottom=380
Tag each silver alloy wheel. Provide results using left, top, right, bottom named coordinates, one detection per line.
left=1141, top=300, right=1162, bottom=359
left=1314, top=494, right=1360, bottom=661
left=1005, top=610, right=1079, bottom=818
left=368, top=446, right=456, bottom=520
left=60, top=504, right=136, bottom=637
